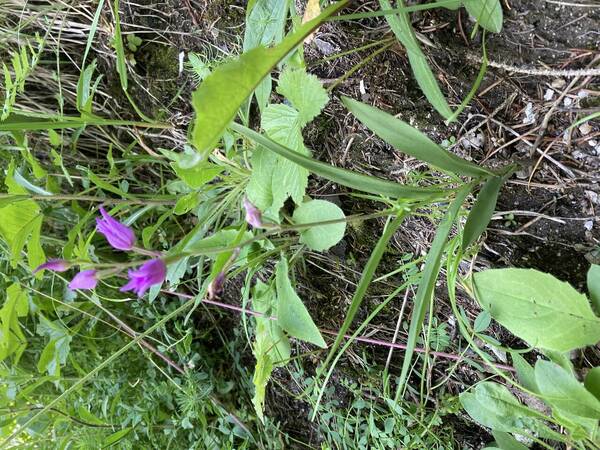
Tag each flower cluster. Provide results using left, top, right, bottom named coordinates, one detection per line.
left=35, top=206, right=166, bottom=297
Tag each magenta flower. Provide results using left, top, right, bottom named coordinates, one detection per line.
left=96, top=206, right=136, bottom=251
left=243, top=197, right=262, bottom=228
left=33, top=259, right=70, bottom=274
left=69, top=270, right=98, bottom=290
left=120, top=259, right=167, bottom=297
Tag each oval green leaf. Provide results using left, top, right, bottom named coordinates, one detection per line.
left=474, top=268, right=600, bottom=352
left=292, top=199, right=346, bottom=252
left=585, top=367, right=600, bottom=401
left=342, top=96, right=491, bottom=177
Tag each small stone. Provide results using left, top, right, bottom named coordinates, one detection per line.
left=543, top=89, right=555, bottom=101
left=584, top=220, right=594, bottom=231
left=523, top=102, right=536, bottom=124
left=563, top=97, right=573, bottom=107
left=579, top=122, right=592, bottom=135
left=551, top=78, right=566, bottom=89
left=314, top=38, right=336, bottom=56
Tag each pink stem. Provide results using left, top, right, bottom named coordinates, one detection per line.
left=161, top=289, right=515, bottom=373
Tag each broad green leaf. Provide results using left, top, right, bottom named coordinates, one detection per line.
left=0, top=164, right=43, bottom=269
left=510, top=352, right=537, bottom=393
left=277, top=68, right=329, bottom=126
left=232, top=122, right=445, bottom=200
left=36, top=316, right=72, bottom=377
left=246, top=147, right=277, bottom=212
left=191, top=1, right=348, bottom=158
left=262, top=104, right=309, bottom=213
left=491, top=431, right=528, bottom=450
left=462, top=175, right=503, bottom=250
left=275, top=257, right=326, bottom=348
left=379, top=0, right=453, bottom=120
left=171, top=160, right=223, bottom=189
left=342, top=97, right=489, bottom=177
left=464, top=0, right=503, bottom=33
left=0, top=283, right=29, bottom=363
left=474, top=269, right=600, bottom=352
left=585, top=367, right=600, bottom=401
left=535, top=360, right=600, bottom=419
left=396, top=185, right=471, bottom=399
left=588, top=264, right=600, bottom=313
left=460, top=382, right=543, bottom=433
left=292, top=199, right=346, bottom=252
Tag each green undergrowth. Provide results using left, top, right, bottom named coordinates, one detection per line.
left=0, top=1, right=599, bottom=449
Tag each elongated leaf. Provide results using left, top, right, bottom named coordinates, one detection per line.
left=395, top=185, right=471, bottom=399
left=535, top=360, right=600, bottom=419
left=112, top=0, right=128, bottom=90
left=275, top=257, right=326, bottom=348
left=462, top=175, right=503, bottom=250
left=491, top=431, right=529, bottom=450
left=192, top=0, right=348, bottom=158
left=459, top=382, right=542, bottom=433
left=379, top=0, right=453, bottom=120
left=0, top=114, right=165, bottom=131
left=510, top=352, right=538, bottom=393
left=103, top=428, right=132, bottom=446
left=464, top=0, right=503, bottom=33
left=232, top=122, right=444, bottom=200
left=319, top=212, right=406, bottom=382
left=474, top=269, right=600, bottom=352
left=342, top=97, right=490, bottom=177
left=588, top=264, right=600, bottom=313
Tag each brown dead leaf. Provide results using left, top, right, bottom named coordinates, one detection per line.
left=302, top=0, right=321, bottom=44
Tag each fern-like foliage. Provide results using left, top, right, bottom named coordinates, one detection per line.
left=1, top=34, right=44, bottom=120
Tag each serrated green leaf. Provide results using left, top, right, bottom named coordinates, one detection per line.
left=232, top=122, right=445, bottom=200
left=277, top=68, right=329, bottom=126
left=191, top=1, right=348, bottom=158
left=36, top=316, right=72, bottom=377
left=588, top=264, right=600, bottom=314
left=462, top=175, right=503, bottom=250
left=474, top=269, right=600, bottom=352
left=464, top=0, right=503, bottom=33
left=535, top=360, right=600, bottom=419
left=342, top=96, right=489, bottom=177
left=292, top=199, right=346, bottom=251
left=275, top=257, right=326, bottom=348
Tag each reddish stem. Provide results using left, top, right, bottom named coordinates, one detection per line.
left=161, top=289, right=515, bottom=373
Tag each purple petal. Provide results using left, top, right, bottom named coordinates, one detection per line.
left=96, top=207, right=136, bottom=251
left=243, top=198, right=262, bottom=228
left=120, top=259, right=166, bottom=298
left=69, top=270, right=98, bottom=290
left=33, top=259, right=70, bottom=274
